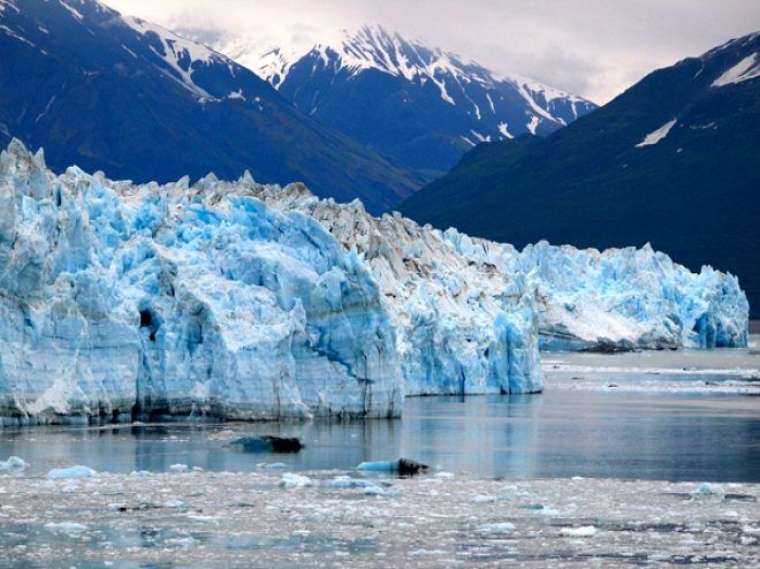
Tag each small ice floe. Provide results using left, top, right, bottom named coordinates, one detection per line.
left=169, top=463, right=189, bottom=473
left=473, top=494, right=497, bottom=503
left=520, top=503, right=560, bottom=516
left=357, top=458, right=429, bottom=476
left=0, top=456, right=28, bottom=472
left=409, top=549, right=447, bottom=556
left=560, top=526, right=597, bottom=537
left=257, top=462, right=287, bottom=469
left=44, top=522, right=88, bottom=534
left=692, top=482, right=724, bottom=497
left=326, top=476, right=397, bottom=496
left=166, top=536, right=198, bottom=548
left=47, top=466, right=97, bottom=480
left=363, top=484, right=399, bottom=496
left=478, top=522, right=515, bottom=534
left=229, top=436, right=304, bottom=453
left=279, top=472, right=313, bottom=489
left=163, top=499, right=186, bottom=508
left=434, top=471, right=455, bottom=479
left=130, top=470, right=152, bottom=478
left=327, top=476, right=378, bottom=489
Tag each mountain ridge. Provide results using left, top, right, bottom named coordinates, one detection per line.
left=0, top=0, right=421, bottom=213
left=203, top=24, right=597, bottom=175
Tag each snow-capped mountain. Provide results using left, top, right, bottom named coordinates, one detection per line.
left=207, top=25, right=597, bottom=173
left=400, top=31, right=760, bottom=317
left=0, top=0, right=420, bottom=213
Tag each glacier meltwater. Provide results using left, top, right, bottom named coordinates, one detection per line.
left=0, top=140, right=749, bottom=424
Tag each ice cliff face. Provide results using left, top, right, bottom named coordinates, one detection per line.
left=444, top=234, right=749, bottom=351
left=250, top=187, right=748, bottom=354
left=0, top=140, right=748, bottom=424
left=0, top=140, right=402, bottom=425
left=249, top=186, right=544, bottom=396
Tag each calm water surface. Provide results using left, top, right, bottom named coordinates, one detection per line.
left=2, top=388, right=758, bottom=482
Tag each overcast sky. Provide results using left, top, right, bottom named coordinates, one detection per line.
left=104, top=0, right=760, bottom=104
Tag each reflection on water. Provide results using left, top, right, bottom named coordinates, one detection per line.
left=2, top=389, right=759, bottom=482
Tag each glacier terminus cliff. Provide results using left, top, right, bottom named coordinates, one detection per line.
left=0, top=141, right=749, bottom=425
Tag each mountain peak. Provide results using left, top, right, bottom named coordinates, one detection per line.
left=200, top=23, right=596, bottom=174
left=210, top=23, right=595, bottom=119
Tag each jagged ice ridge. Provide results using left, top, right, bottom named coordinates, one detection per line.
left=0, top=140, right=748, bottom=424
left=0, top=140, right=403, bottom=424
left=250, top=184, right=749, bottom=353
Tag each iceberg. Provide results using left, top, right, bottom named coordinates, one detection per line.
left=47, top=466, right=97, bottom=480
left=0, top=456, right=28, bottom=472
left=0, top=140, right=401, bottom=425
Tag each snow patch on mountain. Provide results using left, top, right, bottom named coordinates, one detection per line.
left=636, top=119, right=677, bottom=148
left=0, top=1, right=19, bottom=16
left=123, top=16, right=225, bottom=99
left=712, top=52, right=760, bottom=87
left=206, top=24, right=597, bottom=140
left=58, top=0, right=84, bottom=21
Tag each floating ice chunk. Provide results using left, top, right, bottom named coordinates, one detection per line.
left=163, top=499, right=186, bottom=508
left=478, top=522, right=515, bottom=534
left=473, top=494, right=497, bottom=503
left=362, top=482, right=399, bottom=496
left=357, top=461, right=397, bottom=472
left=47, top=466, right=97, bottom=480
left=129, top=470, right=152, bottom=478
left=44, top=522, right=88, bottom=533
left=434, top=471, right=455, bottom=479
left=258, top=462, right=287, bottom=469
left=327, top=476, right=382, bottom=489
left=326, top=476, right=397, bottom=495
left=168, top=536, right=199, bottom=548
left=561, top=525, right=597, bottom=537
left=409, top=549, right=447, bottom=556
left=0, top=456, right=28, bottom=472
left=692, top=482, right=723, bottom=497
left=169, top=464, right=189, bottom=473
left=357, top=458, right=428, bottom=475
left=230, top=436, right=304, bottom=453
left=279, top=472, right=313, bottom=489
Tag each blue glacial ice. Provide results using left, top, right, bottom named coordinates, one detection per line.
left=0, top=140, right=401, bottom=424
left=251, top=188, right=544, bottom=396
left=0, top=139, right=749, bottom=424
left=443, top=233, right=749, bottom=351
left=47, top=466, right=98, bottom=480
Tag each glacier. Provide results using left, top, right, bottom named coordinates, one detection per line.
left=0, top=140, right=401, bottom=425
left=249, top=186, right=544, bottom=396
left=0, top=140, right=749, bottom=424
left=442, top=234, right=749, bottom=351
left=250, top=184, right=748, bottom=354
